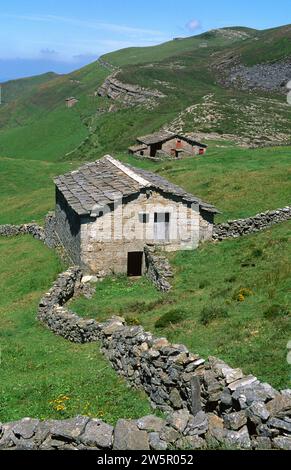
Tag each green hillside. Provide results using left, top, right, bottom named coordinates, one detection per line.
left=1, top=72, right=58, bottom=104
left=0, top=25, right=290, bottom=161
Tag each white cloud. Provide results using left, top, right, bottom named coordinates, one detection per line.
left=2, top=13, right=166, bottom=38
left=186, top=19, right=201, bottom=32
left=40, top=48, right=58, bottom=56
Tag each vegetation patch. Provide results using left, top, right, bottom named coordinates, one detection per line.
left=199, top=306, right=229, bottom=326
left=264, top=304, right=290, bottom=320
left=155, top=308, right=188, bottom=329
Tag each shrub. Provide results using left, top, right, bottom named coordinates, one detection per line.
left=125, top=316, right=141, bottom=326
left=252, top=248, right=263, bottom=258
left=199, top=280, right=210, bottom=289
left=155, top=308, right=186, bottom=329
left=233, top=287, right=254, bottom=302
left=199, top=306, right=229, bottom=326
left=264, top=304, right=290, bottom=320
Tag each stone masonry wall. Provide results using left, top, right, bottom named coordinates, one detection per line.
left=37, top=267, right=100, bottom=343
left=0, top=223, right=44, bottom=240
left=55, top=188, right=81, bottom=265
left=144, top=245, right=173, bottom=292
left=35, top=267, right=291, bottom=450
left=213, top=206, right=291, bottom=240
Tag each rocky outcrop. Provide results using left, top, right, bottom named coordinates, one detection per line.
left=144, top=245, right=173, bottom=292
left=213, top=206, right=291, bottom=240
left=97, top=73, right=166, bottom=108
left=225, top=61, right=291, bottom=93
left=98, top=58, right=119, bottom=72
left=0, top=223, right=44, bottom=240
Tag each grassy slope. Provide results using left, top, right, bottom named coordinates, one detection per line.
left=71, top=220, right=291, bottom=390
left=101, top=31, right=243, bottom=66
left=1, top=25, right=290, bottom=162
left=0, top=62, right=109, bottom=161
left=0, top=236, right=152, bottom=423
left=116, top=145, right=291, bottom=222
left=0, top=158, right=75, bottom=224
left=1, top=72, right=58, bottom=104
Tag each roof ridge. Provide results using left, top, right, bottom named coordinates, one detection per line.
left=104, top=155, right=151, bottom=188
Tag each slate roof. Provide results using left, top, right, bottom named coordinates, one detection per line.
left=137, top=131, right=175, bottom=145
left=128, top=144, right=148, bottom=152
left=54, top=155, right=218, bottom=216
left=136, top=131, right=207, bottom=148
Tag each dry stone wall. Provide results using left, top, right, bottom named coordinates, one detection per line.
left=35, top=267, right=291, bottom=450
left=144, top=245, right=173, bottom=292
left=0, top=223, right=44, bottom=240
left=37, top=267, right=100, bottom=343
left=213, top=206, right=291, bottom=240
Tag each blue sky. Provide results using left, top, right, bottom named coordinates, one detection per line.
left=0, top=0, right=290, bottom=81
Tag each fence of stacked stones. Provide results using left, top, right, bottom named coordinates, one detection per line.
left=1, top=210, right=291, bottom=449
left=32, top=267, right=291, bottom=450
left=144, top=245, right=173, bottom=292
left=213, top=206, right=291, bottom=240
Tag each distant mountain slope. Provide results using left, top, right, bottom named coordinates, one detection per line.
left=1, top=72, right=58, bottom=104
left=0, top=25, right=290, bottom=161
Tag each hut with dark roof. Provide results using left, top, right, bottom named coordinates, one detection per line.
left=128, top=131, right=207, bottom=159
left=53, top=155, right=218, bottom=276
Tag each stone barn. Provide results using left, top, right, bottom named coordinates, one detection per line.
left=128, top=131, right=207, bottom=159
left=53, top=155, right=218, bottom=276
left=65, top=97, right=79, bottom=108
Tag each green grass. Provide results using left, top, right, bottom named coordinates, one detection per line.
left=0, top=157, right=75, bottom=224
left=71, top=221, right=291, bottom=390
left=114, top=145, right=291, bottom=222
left=0, top=236, right=153, bottom=423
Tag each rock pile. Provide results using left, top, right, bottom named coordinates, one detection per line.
left=213, top=206, right=291, bottom=240
left=226, top=61, right=291, bottom=93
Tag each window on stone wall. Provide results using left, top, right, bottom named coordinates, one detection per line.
left=154, top=212, right=170, bottom=241
left=139, top=213, right=149, bottom=223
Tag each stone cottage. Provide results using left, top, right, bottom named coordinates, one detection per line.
left=128, top=131, right=207, bottom=159
left=53, top=155, right=218, bottom=276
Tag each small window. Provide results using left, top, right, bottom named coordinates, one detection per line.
left=154, top=212, right=170, bottom=223
left=139, top=213, right=149, bottom=223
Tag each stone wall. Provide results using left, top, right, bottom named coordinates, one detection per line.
left=55, top=188, right=81, bottom=265
left=0, top=414, right=170, bottom=450
left=37, top=267, right=100, bottom=343
left=80, top=189, right=200, bottom=276
left=44, top=212, right=58, bottom=249
left=144, top=245, right=173, bottom=292
left=36, top=267, right=291, bottom=450
left=0, top=223, right=44, bottom=240
left=213, top=206, right=291, bottom=240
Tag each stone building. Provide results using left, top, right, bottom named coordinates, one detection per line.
left=65, top=97, right=79, bottom=108
left=128, top=131, right=207, bottom=159
left=53, top=155, right=218, bottom=276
